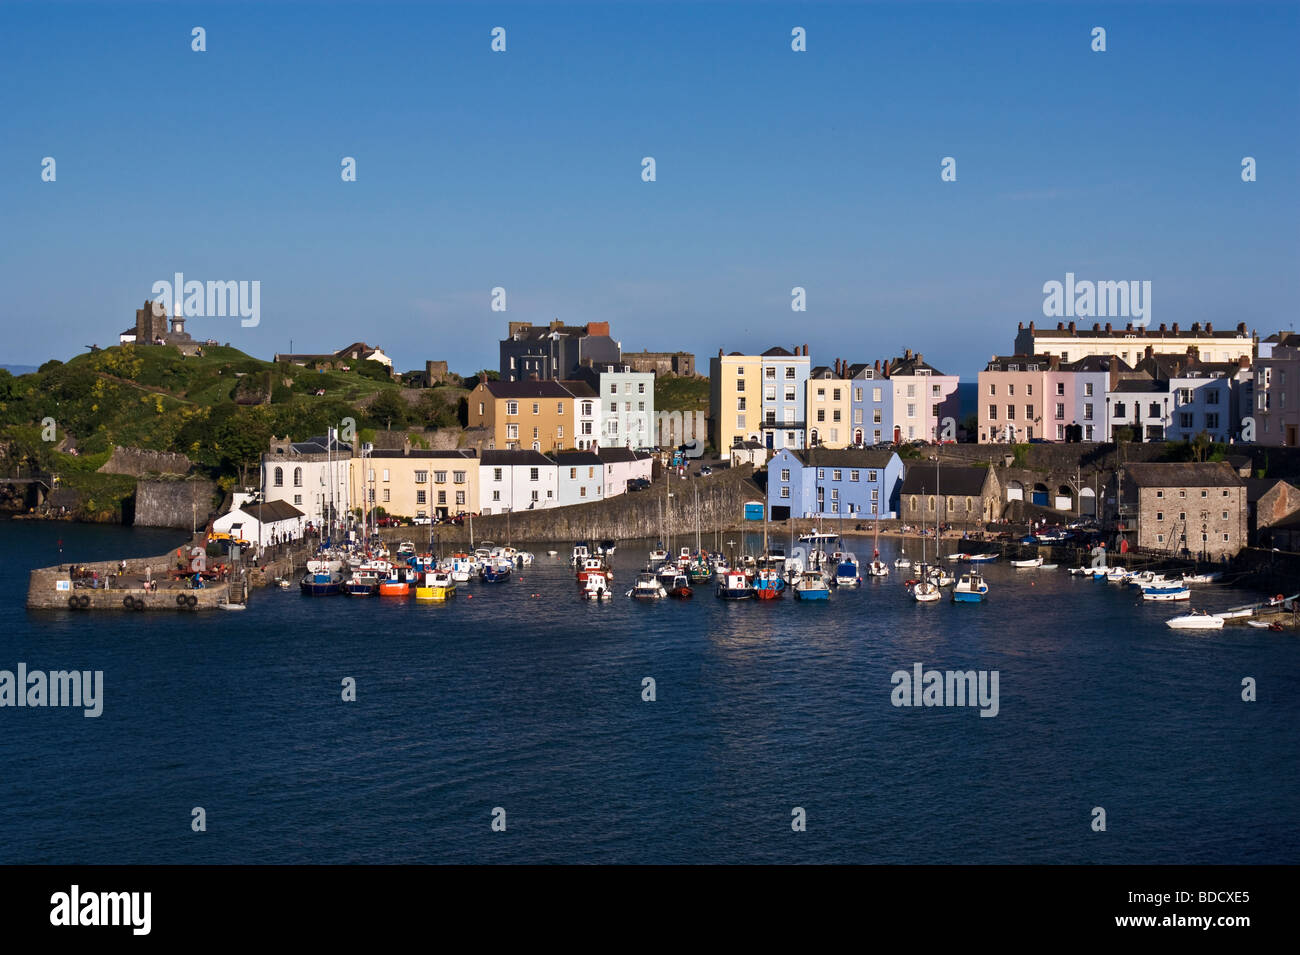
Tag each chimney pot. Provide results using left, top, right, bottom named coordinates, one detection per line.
left=1029, top=321, right=1036, bottom=332
left=803, top=343, right=810, bottom=357
left=1093, top=323, right=1101, bottom=332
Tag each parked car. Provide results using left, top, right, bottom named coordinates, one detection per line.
left=412, top=517, right=432, bottom=526
left=628, top=478, right=652, bottom=492
left=698, top=466, right=714, bottom=476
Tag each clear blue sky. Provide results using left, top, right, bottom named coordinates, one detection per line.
left=2, top=2, right=1296, bottom=380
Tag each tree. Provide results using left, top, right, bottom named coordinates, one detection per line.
left=367, top=390, right=408, bottom=430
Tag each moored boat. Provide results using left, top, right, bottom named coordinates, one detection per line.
left=666, top=574, right=694, bottom=599
left=792, top=571, right=831, bottom=600
left=716, top=569, right=754, bottom=600
left=951, top=572, right=989, bottom=603
left=629, top=572, right=667, bottom=599
left=1166, top=610, right=1224, bottom=630
left=754, top=567, right=785, bottom=600
left=415, top=570, right=456, bottom=602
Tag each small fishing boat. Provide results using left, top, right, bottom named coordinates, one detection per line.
left=415, top=570, right=456, bottom=602
left=687, top=556, right=713, bottom=584
left=629, top=572, right=667, bottom=599
left=576, top=556, right=613, bottom=585
left=344, top=571, right=380, bottom=596
left=951, top=572, right=989, bottom=603
left=449, top=553, right=476, bottom=583
left=834, top=554, right=861, bottom=587
left=1246, top=620, right=1286, bottom=631
left=716, top=569, right=754, bottom=600
left=580, top=574, right=612, bottom=600
left=1106, top=567, right=1130, bottom=582
left=300, top=567, right=343, bottom=596
left=1142, top=587, right=1190, bottom=601
left=378, top=566, right=413, bottom=596
left=967, top=553, right=998, bottom=564
left=792, top=571, right=831, bottom=601
left=218, top=601, right=246, bottom=611
left=1010, top=556, right=1043, bottom=568
left=894, top=555, right=912, bottom=569
left=1182, top=572, right=1222, bottom=584
left=396, top=541, right=417, bottom=560
left=597, top=540, right=617, bottom=556
left=666, top=574, right=694, bottom=599
left=754, top=567, right=785, bottom=600
left=547, top=549, right=558, bottom=557
left=570, top=542, right=591, bottom=566
left=945, top=553, right=968, bottom=562
left=928, top=565, right=955, bottom=587
left=648, top=543, right=669, bottom=567
left=1166, top=611, right=1224, bottom=630
left=1040, top=563, right=1059, bottom=570
left=480, top=559, right=512, bottom=584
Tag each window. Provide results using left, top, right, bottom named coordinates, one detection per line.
left=737, top=396, right=747, bottom=411
left=637, top=402, right=644, bottom=412
left=492, top=490, right=500, bottom=502
left=1115, top=402, right=1127, bottom=418
left=737, top=414, right=746, bottom=429
left=1157, top=511, right=1164, bottom=521
left=1200, top=489, right=1208, bottom=498
left=1205, top=413, right=1219, bottom=429
left=765, top=386, right=776, bottom=401
left=1056, top=424, right=1065, bottom=440
left=1179, top=490, right=1186, bottom=498
left=989, top=405, right=998, bottom=420
left=1056, top=382, right=1065, bottom=396
left=506, top=401, right=518, bottom=416
left=785, top=387, right=796, bottom=402
left=1027, top=384, right=1033, bottom=396
left=638, top=382, right=645, bottom=394
left=988, top=383, right=996, bottom=396
left=532, top=403, right=540, bottom=415
left=765, top=366, right=776, bottom=379
left=569, top=468, right=577, bottom=479
left=532, top=427, right=539, bottom=439
left=456, top=491, right=465, bottom=506
left=872, top=488, right=880, bottom=501
left=854, top=409, right=863, bottom=424
left=907, top=403, right=916, bottom=418
left=1006, top=405, right=1016, bottom=420
left=1085, top=425, right=1094, bottom=441
left=817, top=388, right=826, bottom=401
left=557, top=425, right=564, bottom=438
left=737, top=378, right=745, bottom=392
left=906, top=384, right=916, bottom=398
left=872, top=387, right=882, bottom=402
left=1084, top=382, right=1094, bottom=397
left=1008, top=384, right=1015, bottom=396
left=293, top=467, right=303, bottom=487
left=1206, top=390, right=1220, bottom=405
left=785, top=367, right=795, bottom=379
left=873, top=409, right=882, bottom=424
left=531, top=490, right=539, bottom=502
left=493, top=468, right=503, bottom=481
left=1223, top=533, right=1230, bottom=542
left=1179, top=413, right=1193, bottom=429
left=506, top=423, right=518, bottom=440
left=417, top=490, right=427, bottom=504
left=294, top=494, right=302, bottom=506
left=833, top=388, right=842, bottom=401
left=382, top=489, right=390, bottom=503
left=429, top=471, right=441, bottom=483
left=453, top=471, right=465, bottom=484
left=1055, top=403, right=1065, bottom=420
left=1083, top=404, right=1094, bottom=421
left=868, top=470, right=877, bottom=482
left=831, top=488, right=839, bottom=501
left=381, top=469, right=390, bottom=483
left=1179, top=512, right=1186, bottom=521
left=1156, top=490, right=1164, bottom=498
left=273, top=467, right=283, bottom=487
left=781, top=469, right=790, bottom=481
left=529, top=468, right=539, bottom=481
left=817, top=469, right=825, bottom=479
left=850, top=470, right=860, bottom=482
left=579, top=487, right=587, bottom=498
left=557, top=402, right=565, bottom=415
left=832, top=469, right=842, bottom=481
left=582, top=401, right=592, bottom=416
left=817, top=409, right=825, bottom=423
left=1026, top=406, right=1034, bottom=421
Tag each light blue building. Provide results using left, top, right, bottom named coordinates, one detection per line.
left=766, top=448, right=903, bottom=520
left=759, top=346, right=811, bottom=451
left=849, top=362, right=893, bottom=446
left=552, top=451, right=605, bottom=506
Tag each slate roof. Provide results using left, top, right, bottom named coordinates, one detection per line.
left=761, top=346, right=795, bottom=357
left=1124, top=462, right=1244, bottom=488
left=596, top=447, right=641, bottom=463
left=482, top=380, right=575, bottom=399
left=553, top=451, right=603, bottom=468
left=242, top=500, right=304, bottom=522
left=788, top=447, right=897, bottom=470
left=900, top=465, right=993, bottom=497
left=481, top=450, right=555, bottom=467
left=291, top=435, right=353, bottom=454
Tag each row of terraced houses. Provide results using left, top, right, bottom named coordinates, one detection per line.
left=709, top=323, right=1300, bottom=452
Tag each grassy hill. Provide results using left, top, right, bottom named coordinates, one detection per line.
left=655, top=375, right=709, bottom=413
left=0, top=344, right=462, bottom=495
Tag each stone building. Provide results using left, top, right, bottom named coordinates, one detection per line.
left=623, top=350, right=695, bottom=377
left=1118, top=462, right=1246, bottom=559
left=121, top=301, right=200, bottom=354
left=899, top=464, right=1002, bottom=527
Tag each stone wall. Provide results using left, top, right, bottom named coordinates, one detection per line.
left=426, top=466, right=761, bottom=544
left=98, top=446, right=193, bottom=477
left=135, top=477, right=220, bottom=528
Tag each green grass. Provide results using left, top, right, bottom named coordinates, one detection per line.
left=656, top=376, right=709, bottom=413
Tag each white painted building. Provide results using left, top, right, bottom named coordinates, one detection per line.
left=260, top=433, right=354, bottom=530
left=553, top=451, right=605, bottom=506
left=479, top=450, right=558, bottom=514
left=212, top=500, right=306, bottom=547
left=587, top=364, right=655, bottom=449
left=597, top=447, right=654, bottom=497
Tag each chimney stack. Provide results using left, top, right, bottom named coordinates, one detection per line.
left=1172, top=322, right=1179, bottom=334
left=874, top=359, right=881, bottom=374
left=1237, top=321, right=1247, bottom=334
left=1068, top=321, right=1076, bottom=333
left=1159, top=323, right=1166, bottom=332
left=1238, top=355, right=1250, bottom=369
left=1092, top=323, right=1101, bottom=332
left=1104, top=322, right=1112, bottom=332
left=1057, top=321, right=1065, bottom=331
left=1029, top=321, right=1036, bottom=332
left=904, top=348, right=912, bottom=361
left=1205, top=322, right=1213, bottom=334
left=803, top=343, right=810, bottom=357
left=1049, top=355, right=1060, bottom=370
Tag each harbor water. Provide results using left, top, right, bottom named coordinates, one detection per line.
left=2, top=520, right=1297, bottom=863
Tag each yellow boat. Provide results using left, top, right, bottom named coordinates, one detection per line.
left=414, top=569, right=456, bottom=602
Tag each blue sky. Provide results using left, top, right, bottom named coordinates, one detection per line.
left=2, top=1, right=1296, bottom=380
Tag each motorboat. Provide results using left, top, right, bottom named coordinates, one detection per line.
left=967, top=553, right=998, bottom=564
left=754, top=567, right=785, bottom=600
left=1142, top=587, right=1190, bottom=601
left=378, top=565, right=414, bottom=596
left=792, top=571, right=830, bottom=601
left=716, top=569, right=754, bottom=600
left=951, top=572, right=989, bottom=603
left=301, top=567, right=343, bottom=596
left=666, top=574, right=694, bottom=599
left=580, top=574, right=612, bottom=600
left=571, top=542, right=591, bottom=566
left=343, top=570, right=380, bottom=596
left=629, top=572, right=667, bottom=599
left=415, top=570, right=456, bottom=602
left=1166, top=611, right=1224, bottom=630
left=834, top=555, right=861, bottom=587
left=480, top=559, right=512, bottom=583
left=1010, top=556, right=1043, bottom=568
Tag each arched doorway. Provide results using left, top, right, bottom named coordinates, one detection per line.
left=1054, top=485, right=1074, bottom=510
left=1031, top=483, right=1049, bottom=507
left=854, top=429, right=863, bottom=445
left=1080, top=487, right=1096, bottom=516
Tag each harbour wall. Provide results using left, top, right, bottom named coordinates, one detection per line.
left=424, top=467, right=764, bottom=544
left=134, top=476, right=220, bottom=528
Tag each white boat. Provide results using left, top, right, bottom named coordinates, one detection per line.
left=1143, top=588, right=1190, bottom=601
left=628, top=572, right=667, bottom=599
left=547, top=550, right=558, bottom=557
left=1166, top=611, right=1224, bottom=630
left=1010, top=556, right=1043, bottom=568
left=894, top=556, right=912, bottom=569
left=929, top=566, right=955, bottom=587
left=945, top=553, right=968, bottom=562
left=571, top=542, right=591, bottom=566
left=911, top=579, right=941, bottom=602
left=581, top=574, right=612, bottom=600
left=1040, top=563, right=1059, bottom=570
left=951, top=572, right=989, bottom=602
left=967, top=553, right=998, bottom=563
left=218, top=602, right=246, bottom=611
left=867, top=559, right=889, bottom=577
left=1182, top=572, right=1222, bottom=584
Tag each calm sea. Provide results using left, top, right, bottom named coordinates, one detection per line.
left=1, top=519, right=1297, bottom=864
